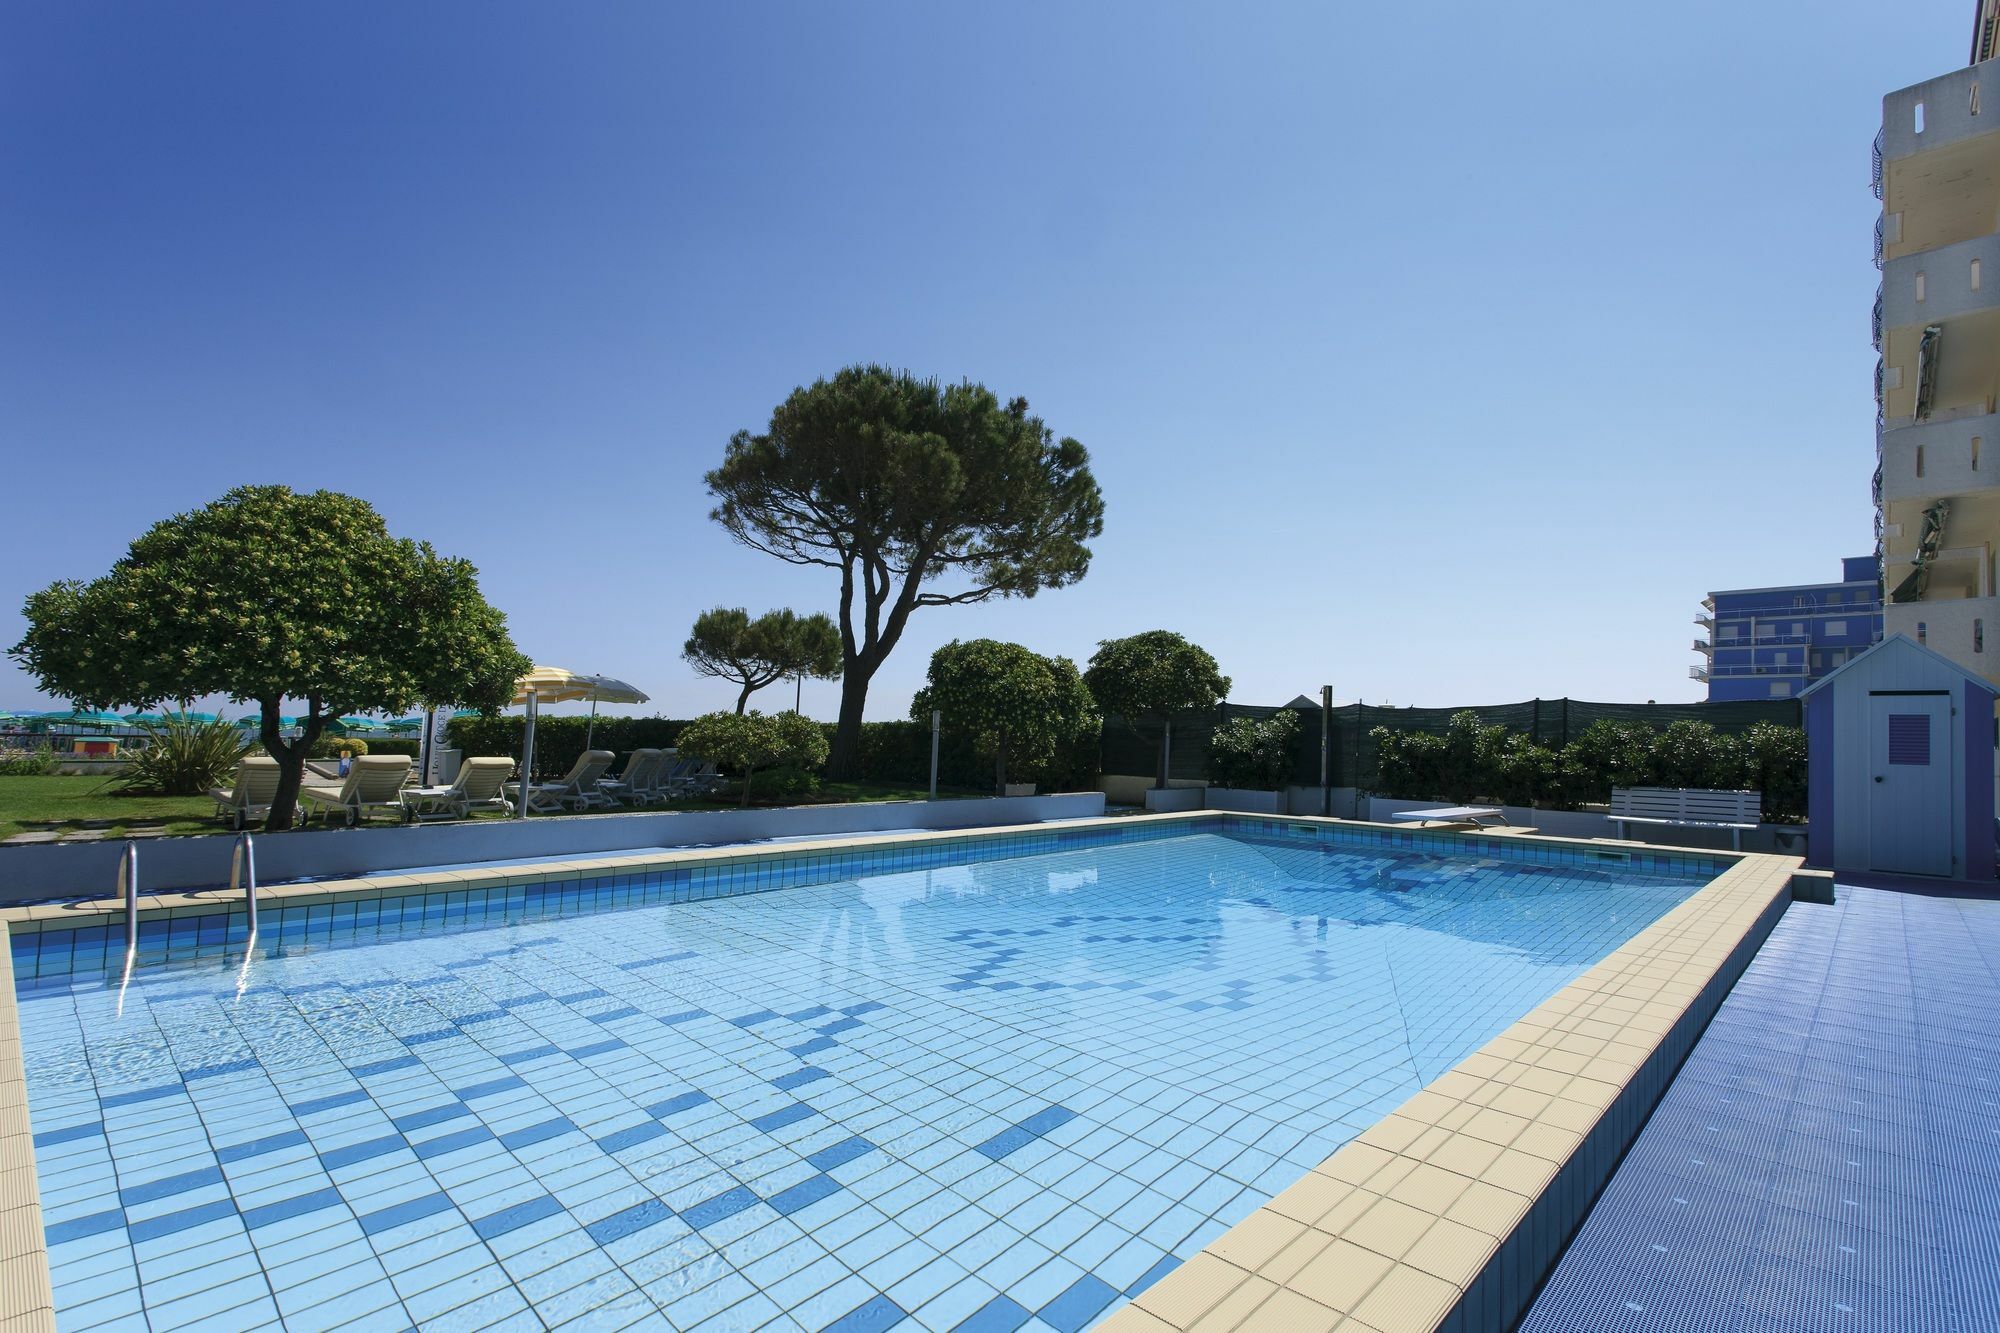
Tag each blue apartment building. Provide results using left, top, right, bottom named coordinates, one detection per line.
left=1692, top=557, right=1885, bottom=701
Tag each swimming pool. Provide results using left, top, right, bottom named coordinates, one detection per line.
left=12, top=821, right=1723, bottom=1332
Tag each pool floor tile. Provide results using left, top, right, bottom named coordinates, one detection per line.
left=19, top=827, right=1719, bottom=1330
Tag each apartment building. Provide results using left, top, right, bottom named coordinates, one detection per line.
left=1873, top=3, right=2000, bottom=685
left=1692, top=558, right=1885, bottom=701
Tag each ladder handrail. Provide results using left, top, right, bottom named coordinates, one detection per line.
left=117, top=839, right=139, bottom=962
left=230, top=832, right=259, bottom=940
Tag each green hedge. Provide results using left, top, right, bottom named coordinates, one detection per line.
left=445, top=713, right=1100, bottom=790
left=1371, top=713, right=1808, bottom=822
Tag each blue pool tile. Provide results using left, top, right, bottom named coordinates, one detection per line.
left=351, top=1056, right=418, bottom=1078
left=216, top=1130, right=309, bottom=1163
left=471, top=1194, right=563, bottom=1240
left=411, top=1125, right=493, bottom=1160
left=954, top=1294, right=1032, bottom=1333
left=119, top=1167, right=223, bottom=1207
left=31, top=1122, right=103, bottom=1149
left=680, top=1186, right=759, bottom=1231
left=124, top=1198, right=239, bottom=1244
left=568, top=1038, right=627, bottom=1059
left=288, top=1089, right=368, bottom=1117
left=498, top=1117, right=575, bottom=1150
left=823, top=1294, right=908, bottom=1333
left=768, top=1173, right=842, bottom=1216
left=357, top=1191, right=456, bottom=1237
left=318, top=1136, right=406, bottom=1171
left=809, top=1136, right=877, bottom=1173
left=99, top=1084, right=180, bottom=1110
left=44, top=1210, right=125, bottom=1246
left=586, top=1199, right=674, bottom=1246
left=772, top=1067, right=831, bottom=1092
left=750, top=1103, right=816, bottom=1134
left=182, top=1057, right=258, bottom=1081
left=390, top=1103, right=467, bottom=1133
left=643, top=1090, right=711, bottom=1119
left=240, top=1186, right=345, bottom=1232
left=787, top=1036, right=838, bottom=1058
left=498, top=1044, right=561, bottom=1066
left=1036, top=1275, right=1120, bottom=1332
left=596, top=1121, right=668, bottom=1154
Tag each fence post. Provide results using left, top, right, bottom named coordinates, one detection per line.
left=1320, top=684, right=1333, bottom=816
left=1561, top=697, right=1571, bottom=749
left=928, top=711, right=940, bottom=800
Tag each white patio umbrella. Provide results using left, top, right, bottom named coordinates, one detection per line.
left=512, top=667, right=650, bottom=819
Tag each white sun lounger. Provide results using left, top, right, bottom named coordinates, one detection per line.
left=402, top=756, right=516, bottom=821
left=299, top=755, right=414, bottom=826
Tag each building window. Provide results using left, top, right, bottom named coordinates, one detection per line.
left=1979, top=619, right=1986, bottom=653
left=1918, top=620, right=1928, bottom=645
left=1975, top=257, right=1984, bottom=291
left=1916, top=271, right=1928, bottom=302
left=1770, top=682, right=1792, bottom=698
left=1917, top=445, right=1926, bottom=477
left=1916, top=100, right=1927, bottom=133
left=1826, top=620, right=1847, bottom=636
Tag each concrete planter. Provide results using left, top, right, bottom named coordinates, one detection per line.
left=1002, top=783, right=1037, bottom=798
left=1143, top=788, right=1204, bottom=813
left=1205, top=788, right=1289, bottom=815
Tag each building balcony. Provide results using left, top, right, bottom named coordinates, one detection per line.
left=1877, top=304, right=2000, bottom=425
left=1693, top=638, right=1712, bottom=655
left=1882, top=233, right=2000, bottom=326
left=1885, top=595, right=2000, bottom=685
left=1880, top=411, right=2000, bottom=503
left=1688, top=665, right=1709, bottom=683
left=1693, top=612, right=1714, bottom=630
left=1699, top=664, right=1808, bottom=680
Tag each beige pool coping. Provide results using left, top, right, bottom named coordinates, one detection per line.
left=0, top=811, right=1797, bottom=1333
left=0, top=929, right=54, bottom=1333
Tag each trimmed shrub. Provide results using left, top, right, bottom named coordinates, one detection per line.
left=1369, top=714, right=1808, bottom=822
left=306, top=735, right=368, bottom=758
left=1207, top=712, right=1299, bottom=791
left=0, top=746, right=60, bottom=777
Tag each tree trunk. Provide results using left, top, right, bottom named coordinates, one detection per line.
left=740, top=763, right=756, bottom=808
left=1155, top=718, right=1170, bottom=790
left=734, top=681, right=754, bottom=714
left=994, top=733, right=1008, bottom=797
left=827, top=669, right=871, bottom=781
left=260, top=701, right=322, bottom=831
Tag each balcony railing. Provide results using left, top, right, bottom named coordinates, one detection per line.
left=1873, top=129, right=1885, bottom=200
left=1694, top=612, right=1714, bottom=630
left=1873, top=286, right=1884, bottom=350
left=1875, top=214, right=1885, bottom=270
left=1693, top=638, right=1712, bottom=654
left=1688, top=665, right=1709, bottom=682
left=1703, top=664, right=1808, bottom=679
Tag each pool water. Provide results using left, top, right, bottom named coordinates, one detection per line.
left=17, top=829, right=1713, bottom=1332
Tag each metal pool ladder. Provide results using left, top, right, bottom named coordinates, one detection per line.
left=117, top=838, right=139, bottom=965
left=230, top=831, right=260, bottom=944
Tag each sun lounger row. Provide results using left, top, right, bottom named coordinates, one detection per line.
left=209, top=747, right=725, bottom=828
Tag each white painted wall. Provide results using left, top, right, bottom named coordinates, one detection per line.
left=0, top=793, right=1109, bottom=902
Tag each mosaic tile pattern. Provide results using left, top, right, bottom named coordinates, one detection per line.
left=18, top=830, right=1710, bottom=1331
left=1522, top=885, right=2000, bottom=1333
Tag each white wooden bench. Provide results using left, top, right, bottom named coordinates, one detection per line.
left=1608, top=787, right=1762, bottom=849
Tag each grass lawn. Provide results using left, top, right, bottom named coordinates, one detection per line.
left=0, top=774, right=977, bottom=842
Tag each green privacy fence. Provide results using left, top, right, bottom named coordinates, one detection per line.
left=1100, top=697, right=1803, bottom=790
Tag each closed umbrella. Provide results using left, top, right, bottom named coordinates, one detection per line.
left=512, top=667, right=650, bottom=819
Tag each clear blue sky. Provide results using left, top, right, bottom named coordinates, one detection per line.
left=0, top=2, right=1966, bottom=723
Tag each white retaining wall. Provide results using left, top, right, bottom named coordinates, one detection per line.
left=1364, top=797, right=1808, bottom=855
left=0, top=793, right=1109, bottom=902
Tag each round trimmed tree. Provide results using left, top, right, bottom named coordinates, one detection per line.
left=10, top=486, right=530, bottom=829
left=912, top=639, right=1098, bottom=796
left=1083, top=630, right=1230, bottom=789
left=675, top=709, right=830, bottom=807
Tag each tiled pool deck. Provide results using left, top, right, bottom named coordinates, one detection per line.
left=1521, top=882, right=2000, bottom=1333
left=0, top=813, right=1803, bottom=1332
